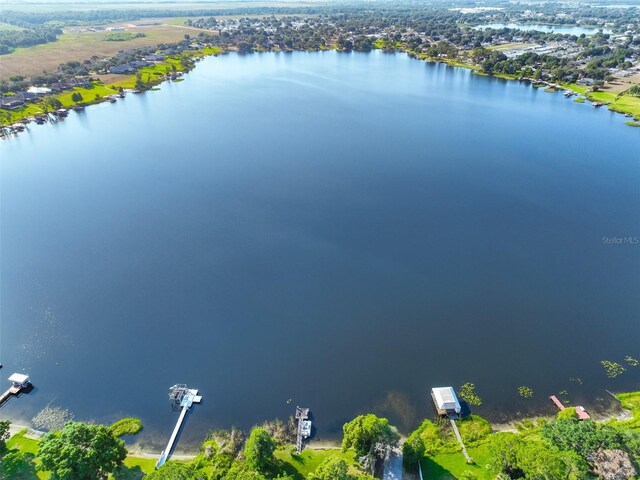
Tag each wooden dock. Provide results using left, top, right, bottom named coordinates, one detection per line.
left=295, top=407, right=310, bottom=454
left=0, top=385, right=23, bottom=408
left=156, top=385, right=202, bottom=469
left=449, top=417, right=472, bottom=463
left=549, top=395, right=590, bottom=420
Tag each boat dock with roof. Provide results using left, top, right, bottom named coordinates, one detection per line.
left=0, top=373, right=32, bottom=409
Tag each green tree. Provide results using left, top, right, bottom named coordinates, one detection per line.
left=222, top=463, right=267, bottom=480
left=38, top=422, right=126, bottom=480
left=135, top=73, right=145, bottom=90
left=0, top=420, right=10, bottom=451
left=144, top=461, right=208, bottom=480
left=308, top=457, right=352, bottom=480
left=342, top=414, right=399, bottom=473
left=541, top=418, right=623, bottom=457
left=518, top=440, right=570, bottom=479
left=487, top=432, right=523, bottom=478
left=243, top=427, right=275, bottom=473
left=402, top=429, right=425, bottom=470
left=0, top=451, right=38, bottom=479
left=557, top=407, right=578, bottom=421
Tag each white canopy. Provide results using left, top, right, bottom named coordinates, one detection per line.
left=9, top=373, right=30, bottom=385
left=432, top=387, right=461, bottom=413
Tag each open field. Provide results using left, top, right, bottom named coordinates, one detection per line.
left=489, top=42, right=536, bottom=51
left=602, top=71, right=640, bottom=94
left=0, top=22, right=24, bottom=31
left=0, top=24, right=203, bottom=79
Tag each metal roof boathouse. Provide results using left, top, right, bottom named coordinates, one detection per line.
left=431, top=386, right=462, bottom=417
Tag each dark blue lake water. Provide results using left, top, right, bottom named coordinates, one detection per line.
left=1, top=51, right=639, bottom=449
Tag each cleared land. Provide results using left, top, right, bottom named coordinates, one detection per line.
left=0, top=24, right=202, bottom=79
left=488, top=42, right=536, bottom=51
left=602, top=71, right=640, bottom=94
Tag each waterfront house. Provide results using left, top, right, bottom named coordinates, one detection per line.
left=0, top=96, right=25, bottom=110
left=19, top=92, right=38, bottom=102
left=129, top=60, right=153, bottom=69
left=431, top=387, right=462, bottom=417
left=145, top=54, right=166, bottom=61
left=109, top=64, right=137, bottom=75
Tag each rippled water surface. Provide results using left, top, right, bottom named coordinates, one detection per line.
left=1, top=51, right=639, bottom=447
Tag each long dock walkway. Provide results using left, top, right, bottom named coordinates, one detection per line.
left=0, top=385, right=22, bottom=408
left=156, top=386, right=202, bottom=469
left=295, top=407, right=309, bottom=454
left=449, top=417, right=472, bottom=463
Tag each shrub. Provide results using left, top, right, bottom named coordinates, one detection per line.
left=557, top=407, right=578, bottom=421
left=110, top=417, right=143, bottom=437
left=458, top=415, right=492, bottom=444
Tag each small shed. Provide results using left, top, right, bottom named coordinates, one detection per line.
left=431, top=387, right=461, bottom=416
left=9, top=373, right=30, bottom=388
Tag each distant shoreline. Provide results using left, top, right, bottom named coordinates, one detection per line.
left=2, top=47, right=638, bottom=139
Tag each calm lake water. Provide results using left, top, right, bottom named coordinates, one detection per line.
left=474, top=23, right=612, bottom=35
left=1, top=51, right=639, bottom=448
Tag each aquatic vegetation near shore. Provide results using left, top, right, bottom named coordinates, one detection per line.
left=459, top=383, right=483, bottom=406
left=569, top=377, right=583, bottom=385
left=518, top=386, right=534, bottom=398
left=601, top=360, right=626, bottom=378
left=31, top=406, right=74, bottom=431
left=110, top=417, right=143, bottom=437
left=625, top=356, right=639, bottom=367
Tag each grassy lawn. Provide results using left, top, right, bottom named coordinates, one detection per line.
left=420, top=443, right=494, bottom=480
left=6, top=429, right=39, bottom=455
left=615, top=391, right=640, bottom=431
left=562, top=83, right=640, bottom=120
left=274, top=447, right=361, bottom=479
left=109, top=456, right=158, bottom=480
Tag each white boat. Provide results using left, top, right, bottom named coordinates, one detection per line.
left=301, top=420, right=312, bottom=438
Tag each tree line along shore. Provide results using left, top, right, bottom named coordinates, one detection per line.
left=1, top=390, right=639, bottom=479
left=1, top=39, right=638, bottom=137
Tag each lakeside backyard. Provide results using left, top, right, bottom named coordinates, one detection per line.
left=3, top=391, right=640, bottom=479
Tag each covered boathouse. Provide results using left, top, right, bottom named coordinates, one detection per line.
left=431, top=387, right=462, bottom=418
